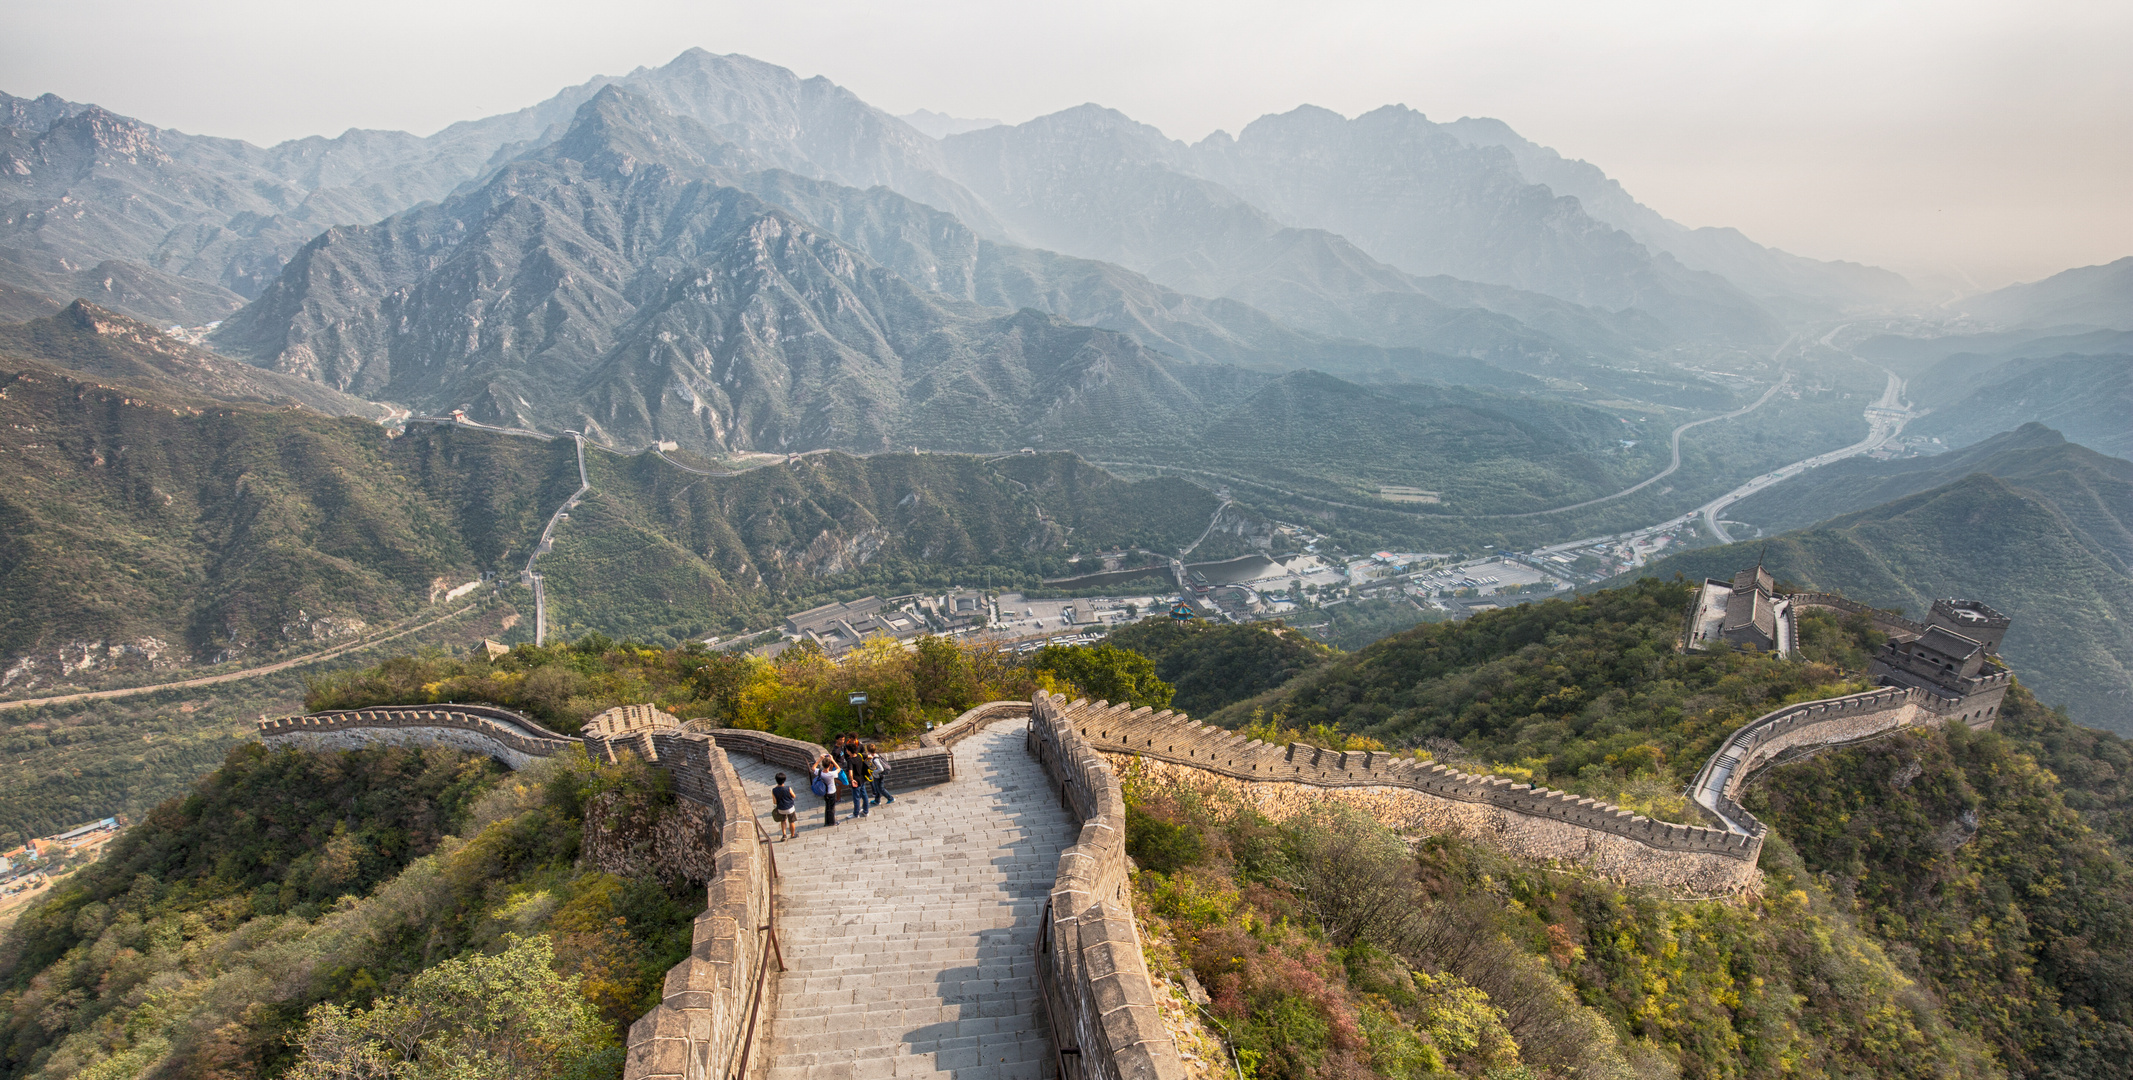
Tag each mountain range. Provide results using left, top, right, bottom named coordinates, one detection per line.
left=3, top=49, right=1964, bottom=461
left=5, top=45, right=2129, bottom=691
left=0, top=301, right=1256, bottom=686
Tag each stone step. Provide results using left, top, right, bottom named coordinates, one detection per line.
left=726, top=722, right=1074, bottom=1077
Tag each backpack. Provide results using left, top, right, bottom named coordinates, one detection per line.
left=810, top=773, right=829, bottom=797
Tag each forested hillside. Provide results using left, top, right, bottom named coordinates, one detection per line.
left=1750, top=690, right=2133, bottom=1078
left=0, top=352, right=575, bottom=692
left=0, top=742, right=701, bottom=1079
left=1723, top=424, right=2133, bottom=553
left=1102, top=618, right=1335, bottom=717
left=12, top=574, right=2133, bottom=1078
left=539, top=447, right=1239, bottom=644
left=1205, top=579, right=1879, bottom=820
left=1162, top=581, right=2133, bottom=1077
left=1627, top=459, right=2133, bottom=731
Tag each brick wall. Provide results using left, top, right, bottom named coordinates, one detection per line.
left=258, top=704, right=578, bottom=769
left=258, top=708, right=785, bottom=1080
left=1690, top=681, right=2009, bottom=840
left=1073, top=699, right=1760, bottom=893
left=1029, top=693, right=1189, bottom=1080
left=621, top=733, right=780, bottom=1080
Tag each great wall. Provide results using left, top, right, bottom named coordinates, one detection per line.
left=252, top=579, right=2018, bottom=1079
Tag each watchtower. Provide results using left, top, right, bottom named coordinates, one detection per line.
left=1927, top=599, right=2010, bottom=654
left=1684, top=558, right=1794, bottom=655
left=1868, top=601, right=2014, bottom=725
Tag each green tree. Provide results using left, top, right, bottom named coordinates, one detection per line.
left=1030, top=642, right=1175, bottom=709
left=910, top=634, right=979, bottom=712
left=288, top=934, right=618, bottom=1080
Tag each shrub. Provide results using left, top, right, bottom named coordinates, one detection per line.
left=1127, top=804, right=1207, bottom=874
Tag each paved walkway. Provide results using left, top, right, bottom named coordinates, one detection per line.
left=725, top=720, right=1076, bottom=1080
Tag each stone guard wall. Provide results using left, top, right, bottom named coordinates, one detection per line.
left=1065, top=698, right=1761, bottom=894
left=1691, top=682, right=2007, bottom=839
left=1785, top=593, right=1928, bottom=638
left=622, top=732, right=779, bottom=1080
left=1028, top=694, right=1189, bottom=1080
left=260, top=710, right=781, bottom=1080
left=258, top=704, right=578, bottom=768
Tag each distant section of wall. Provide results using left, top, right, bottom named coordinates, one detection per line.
left=258, top=704, right=577, bottom=769
left=1068, top=699, right=1761, bottom=894
left=1690, top=682, right=2005, bottom=839
left=258, top=707, right=782, bottom=1080
left=1029, top=694, right=1189, bottom=1080
left=1786, top=593, right=1928, bottom=639
left=929, top=701, right=1030, bottom=749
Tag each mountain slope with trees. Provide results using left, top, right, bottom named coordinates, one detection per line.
left=1627, top=456, right=2133, bottom=731
left=0, top=346, right=573, bottom=692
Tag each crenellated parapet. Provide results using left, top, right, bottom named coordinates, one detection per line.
left=1690, top=680, right=2008, bottom=839
left=615, top=731, right=778, bottom=1080
left=1064, top=697, right=1758, bottom=877
left=257, top=703, right=579, bottom=769
left=258, top=706, right=784, bottom=1080
left=1028, top=694, right=1189, bottom=1080
left=1784, top=592, right=1928, bottom=639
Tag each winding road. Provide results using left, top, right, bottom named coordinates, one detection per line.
left=0, top=599, right=488, bottom=713
left=1087, top=363, right=1797, bottom=525
left=1536, top=364, right=1914, bottom=558
left=1699, top=368, right=1910, bottom=543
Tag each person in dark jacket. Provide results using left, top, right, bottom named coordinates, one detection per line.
left=845, top=747, right=872, bottom=817
left=770, top=774, right=798, bottom=840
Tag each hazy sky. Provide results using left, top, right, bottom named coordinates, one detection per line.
left=5, top=0, right=2127, bottom=290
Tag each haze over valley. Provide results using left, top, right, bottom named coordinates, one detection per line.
left=3, top=25, right=2133, bottom=1080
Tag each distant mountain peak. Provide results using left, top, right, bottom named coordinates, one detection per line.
left=897, top=109, right=1002, bottom=139
left=41, top=105, right=171, bottom=165
left=540, top=85, right=752, bottom=179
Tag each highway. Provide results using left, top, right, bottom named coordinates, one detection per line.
left=1533, top=365, right=1913, bottom=558
left=1700, top=368, right=1910, bottom=542
left=1087, top=342, right=1802, bottom=525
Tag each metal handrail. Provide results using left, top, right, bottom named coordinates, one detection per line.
left=726, top=783, right=786, bottom=1080
left=1035, top=898, right=1083, bottom=1080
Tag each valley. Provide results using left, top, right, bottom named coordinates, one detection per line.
left=0, top=36, right=2129, bottom=1080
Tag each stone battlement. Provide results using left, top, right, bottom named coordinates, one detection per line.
left=1784, top=592, right=1929, bottom=639
left=257, top=703, right=579, bottom=768
left=1074, top=634, right=2014, bottom=895
left=1066, top=698, right=1754, bottom=861
left=1029, top=694, right=1188, bottom=1080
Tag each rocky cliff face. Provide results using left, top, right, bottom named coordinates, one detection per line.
left=211, top=88, right=1250, bottom=455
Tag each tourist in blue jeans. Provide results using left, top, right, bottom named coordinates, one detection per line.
left=845, top=751, right=871, bottom=817
left=866, top=744, right=895, bottom=805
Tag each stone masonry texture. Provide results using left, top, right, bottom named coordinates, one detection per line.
left=733, top=718, right=1078, bottom=1080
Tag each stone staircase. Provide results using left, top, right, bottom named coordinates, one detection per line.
left=724, top=720, right=1076, bottom=1080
